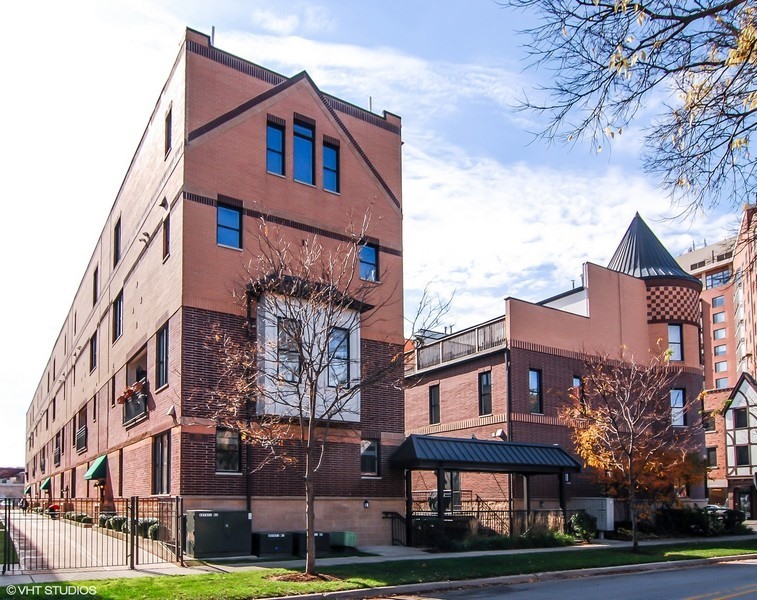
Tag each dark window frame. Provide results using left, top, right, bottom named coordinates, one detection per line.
left=215, top=428, right=241, bottom=473
left=92, top=266, right=99, bottom=307
left=706, top=446, right=717, bottom=467
left=703, top=411, right=715, bottom=431
left=113, top=217, right=121, bottom=268
left=712, top=295, right=725, bottom=308
left=266, top=121, right=285, bottom=176
left=277, top=317, right=301, bottom=383
left=162, top=213, right=171, bottom=260
left=733, top=407, right=748, bottom=428
left=735, top=445, right=749, bottom=466
left=670, top=388, right=686, bottom=426
left=323, top=140, right=340, bottom=193
left=328, top=327, right=350, bottom=388
left=706, top=268, right=731, bottom=289
left=164, top=107, right=172, bottom=157
left=429, top=384, right=440, bottom=425
left=152, top=431, right=170, bottom=495
left=112, top=291, right=124, bottom=343
left=528, top=369, right=543, bottom=414
left=478, top=371, right=492, bottom=416
left=217, top=204, right=243, bottom=249
left=293, top=120, right=315, bottom=185
left=360, top=439, right=380, bottom=476
left=359, top=244, right=379, bottom=282
left=89, top=331, right=97, bottom=372
left=156, top=323, right=169, bottom=389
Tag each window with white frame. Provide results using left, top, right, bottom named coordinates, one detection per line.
left=670, top=388, right=685, bottom=426
left=328, top=327, right=350, bottom=388
left=668, top=324, right=683, bottom=360
left=277, top=318, right=301, bottom=383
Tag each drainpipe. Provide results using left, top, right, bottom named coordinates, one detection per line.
left=505, top=345, right=514, bottom=529
left=244, top=285, right=254, bottom=525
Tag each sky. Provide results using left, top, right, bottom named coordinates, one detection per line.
left=0, top=0, right=739, bottom=468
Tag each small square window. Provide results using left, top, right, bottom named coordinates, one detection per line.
left=715, top=361, right=728, bottom=372
left=714, top=329, right=727, bottom=340
left=217, top=204, right=242, bottom=249
left=713, top=312, right=726, bottom=324
left=359, top=244, right=379, bottom=282
left=715, top=377, right=729, bottom=389
left=733, top=407, right=748, bottom=428
left=714, top=344, right=727, bottom=356
left=712, top=295, right=725, bottom=308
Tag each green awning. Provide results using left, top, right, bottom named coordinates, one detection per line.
left=40, top=477, right=51, bottom=491
left=84, top=455, right=108, bottom=480
left=24, top=485, right=31, bottom=495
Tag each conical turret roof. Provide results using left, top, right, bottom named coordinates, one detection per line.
left=607, top=213, right=699, bottom=283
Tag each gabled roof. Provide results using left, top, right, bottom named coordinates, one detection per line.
left=608, top=213, right=700, bottom=284
left=390, top=434, right=581, bottom=474
left=725, top=371, right=757, bottom=411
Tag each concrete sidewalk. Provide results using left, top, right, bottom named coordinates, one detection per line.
left=0, top=523, right=757, bottom=597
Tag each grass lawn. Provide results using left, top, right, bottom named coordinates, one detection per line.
left=0, top=530, right=18, bottom=565
left=4, top=539, right=757, bottom=600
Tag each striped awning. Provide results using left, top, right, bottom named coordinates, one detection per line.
left=40, top=477, right=51, bottom=491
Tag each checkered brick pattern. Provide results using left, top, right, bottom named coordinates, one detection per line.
left=646, top=285, right=700, bottom=324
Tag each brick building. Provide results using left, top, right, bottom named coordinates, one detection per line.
left=677, top=206, right=757, bottom=517
left=405, top=214, right=706, bottom=510
left=24, top=28, right=405, bottom=544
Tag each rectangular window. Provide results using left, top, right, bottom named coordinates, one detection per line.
left=359, top=244, right=379, bottom=282
left=360, top=439, right=379, bottom=476
left=715, top=377, right=729, bottom=389
left=713, top=312, right=726, bottom=324
left=112, top=291, right=123, bottom=342
left=92, top=266, right=99, bottom=306
left=113, top=218, right=121, bottom=268
left=156, top=323, right=169, bottom=388
left=217, top=204, right=242, bottom=249
left=52, top=397, right=56, bottom=421
left=162, top=214, right=170, bottom=260
left=529, top=369, right=542, bottom=414
left=706, top=447, right=717, bottom=467
left=123, top=348, right=148, bottom=424
left=670, top=388, right=685, bottom=426
left=328, top=327, right=350, bottom=388
left=712, top=295, right=725, bottom=308
left=478, top=371, right=492, bottom=416
left=735, top=445, right=749, bottom=466
left=734, top=407, right=748, bottom=428
left=572, top=376, right=584, bottom=404
left=215, top=429, right=241, bottom=473
left=714, top=328, right=727, bottom=340
left=76, top=407, right=87, bottom=453
left=152, top=431, right=170, bottom=495
left=92, top=396, right=97, bottom=422
left=277, top=318, right=300, bottom=383
left=715, top=361, right=728, bottom=372
left=266, top=121, right=285, bottom=175
left=703, top=411, right=715, bottom=431
left=89, top=331, right=97, bottom=372
left=668, top=324, right=683, bottom=361
left=164, top=107, right=172, bottom=156
left=714, top=344, right=727, bottom=356
left=429, top=385, right=440, bottom=424
left=323, top=141, right=339, bottom=193
left=706, top=269, right=731, bottom=289
left=293, top=120, right=315, bottom=184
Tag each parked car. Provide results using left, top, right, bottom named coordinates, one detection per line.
left=705, top=504, right=746, bottom=527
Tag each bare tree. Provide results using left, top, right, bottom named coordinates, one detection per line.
left=209, top=218, right=404, bottom=576
left=559, top=346, right=702, bottom=552
left=504, top=0, right=756, bottom=213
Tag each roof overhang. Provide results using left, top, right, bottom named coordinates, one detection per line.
left=391, top=435, right=581, bottom=475
left=84, top=455, right=108, bottom=480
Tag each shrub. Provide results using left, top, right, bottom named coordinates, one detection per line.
left=656, top=507, right=721, bottom=537
left=80, top=516, right=93, bottom=525
left=148, top=523, right=160, bottom=541
left=570, top=511, right=598, bottom=542
left=108, top=516, right=126, bottom=532
left=98, top=513, right=115, bottom=528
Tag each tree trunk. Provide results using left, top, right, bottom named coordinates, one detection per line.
left=630, top=484, right=638, bottom=553
left=304, top=422, right=317, bottom=576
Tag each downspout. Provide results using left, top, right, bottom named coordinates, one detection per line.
left=505, top=345, right=514, bottom=529
left=245, top=284, right=254, bottom=520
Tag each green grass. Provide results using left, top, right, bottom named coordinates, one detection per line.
left=3, top=539, right=757, bottom=600
left=0, top=530, right=18, bottom=565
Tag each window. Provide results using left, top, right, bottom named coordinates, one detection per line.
left=572, top=376, right=584, bottom=404
left=529, top=369, right=542, bottom=414
left=707, top=447, right=717, bottom=467
left=714, top=328, right=727, bottom=340
left=92, top=395, right=97, bottom=422
left=89, top=332, right=97, bottom=372
left=670, top=389, right=685, bottom=426
left=713, top=311, right=726, bottom=324
left=293, top=120, right=315, bottom=184
left=113, top=218, right=121, bottom=268
left=52, top=397, right=56, bottom=421
left=668, top=324, right=683, bottom=360
left=703, top=411, right=715, bottom=431
left=715, top=377, right=729, bottom=389
left=266, top=121, right=285, bottom=175
left=323, top=140, right=339, bottom=192
left=217, top=204, right=242, bottom=249
left=712, top=295, right=725, bottom=308
left=76, top=406, right=87, bottom=453
left=360, top=439, right=379, bottom=476
left=215, top=429, right=241, bottom=473
left=162, top=214, right=170, bottom=260
left=277, top=318, right=300, bottom=383
left=156, top=324, right=169, bottom=388
left=429, top=385, right=440, bottom=425
left=92, top=266, right=99, bottom=306
left=328, top=327, right=350, bottom=388
left=733, top=407, right=748, bottom=428
left=359, top=244, right=379, bottom=282
left=735, top=445, right=749, bottom=466
left=164, top=107, right=172, bottom=156
left=706, top=269, right=731, bottom=289
left=112, top=291, right=123, bottom=342
left=715, top=361, right=728, bottom=372
left=152, top=431, right=170, bottom=494
left=478, top=371, right=492, bottom=415
left=123, top=348, right=148, bottom=424
left=714, top=344, right=727, bottom=356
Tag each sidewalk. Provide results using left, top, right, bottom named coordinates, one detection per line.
left=2, top=529, right=756, bottom=590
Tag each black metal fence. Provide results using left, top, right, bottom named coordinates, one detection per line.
left=1, top=496, right=183, bottom=573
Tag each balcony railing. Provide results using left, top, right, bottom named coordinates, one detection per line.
left=407, top=317, right=506, bottom=374
left=76, top=426, right=88, bottom=453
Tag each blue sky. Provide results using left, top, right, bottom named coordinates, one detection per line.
left=0, top=0, right=738, bottom=468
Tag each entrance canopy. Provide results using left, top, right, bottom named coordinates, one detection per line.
left=391, top=434, right=581, bottom=474
left=84, top=455, right=108, bottom=480
left=40, top=478, right=51, bottom=491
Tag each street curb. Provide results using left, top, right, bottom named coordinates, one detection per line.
left=265, top=552, right=757, bottom=600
